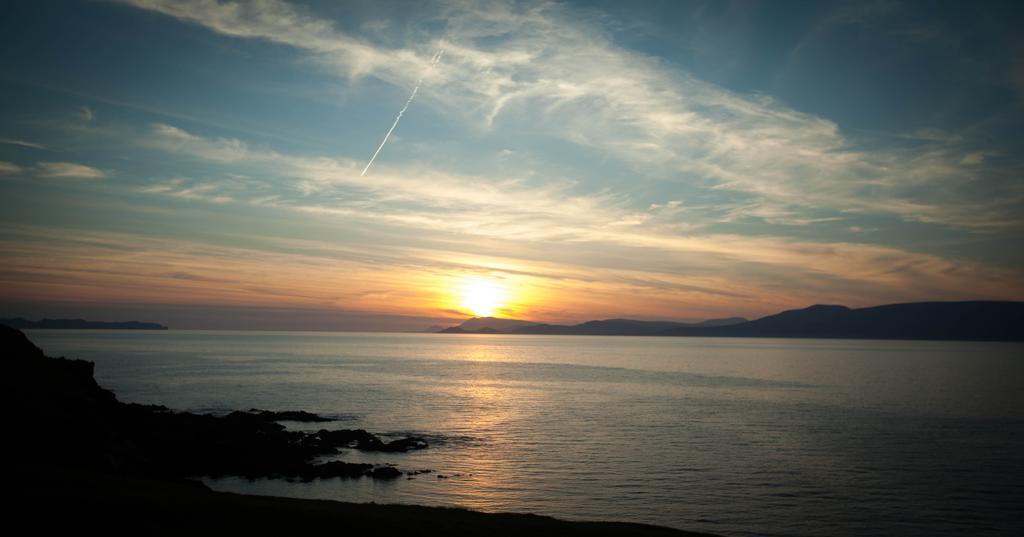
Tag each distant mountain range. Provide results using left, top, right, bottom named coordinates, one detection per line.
left=0, top=318, right=168, bottom=330
left=439, top=316, right=747, bottom=335
left=437, top=301, right=1024, bottom=341
left=457, top=317, right=543, bottom=332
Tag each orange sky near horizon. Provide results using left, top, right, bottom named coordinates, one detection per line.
left=3, top=221, right=1023, bottom=329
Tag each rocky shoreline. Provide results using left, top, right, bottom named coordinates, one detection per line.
left=115, top=403, right=428, bottom=480
left=3, top=324, right=425, bottom=482
left=3, top=324, right=713, bottom=536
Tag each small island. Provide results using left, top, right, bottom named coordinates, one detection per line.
left=1, top=317, right=169, bottom=330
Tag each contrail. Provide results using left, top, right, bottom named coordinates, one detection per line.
left=361, top=48, right=445, bottom=177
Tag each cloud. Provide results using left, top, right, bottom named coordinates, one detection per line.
left=147, top=123, right=254, bottom=162
left=118, top=0, right=1023, bottom=232
left=144, top=123, right=617, bottom=234
left=0, top=161, right=23, bottom=174
left=0, top=138, right=45, bottom=150
left=959, top=151, right=995, bottom=165
left=36, top=162, right=107, bottom=179
left=3, top=215, right=1021, bottom=328
left=115, top=0, right=429, bottom=80
left=34, top=0, right=1016, bottom=324
left=127, top=123, right=1024, bottom=319
left=139, top=177, right=234, bottom=204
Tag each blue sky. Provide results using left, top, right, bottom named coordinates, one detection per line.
left=1, top=0, right=1022, bottom=330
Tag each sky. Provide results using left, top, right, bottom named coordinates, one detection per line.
left=1, top=0, right=1023, bottom=331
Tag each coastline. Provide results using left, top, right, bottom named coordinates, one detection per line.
left=16, top=465, right=700, bottom=536
left=3, top=325, right=714, bottom=536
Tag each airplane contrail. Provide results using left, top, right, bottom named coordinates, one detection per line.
left=360, top=48, right=445, bottom=177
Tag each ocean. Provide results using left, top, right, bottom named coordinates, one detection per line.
left=27, top=330, right=1024, bottom=536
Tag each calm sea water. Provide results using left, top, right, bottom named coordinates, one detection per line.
left=27, top=330, right=1024, bottom=536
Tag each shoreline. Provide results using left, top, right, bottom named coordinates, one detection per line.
left=15, top=465, right=704, bottom=536
left=3, top=325, right=715, bottom=536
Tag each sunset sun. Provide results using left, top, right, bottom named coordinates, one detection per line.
left=459, top=278, right=506, bottom=317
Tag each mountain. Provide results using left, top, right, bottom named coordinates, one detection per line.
left=658, top=301, right=1024, bottom=341
left=0, top=318, right=168, bottom=330
left=516, top=318, right=743, bottom=335
left=439, top=316, right=748, bottom=335
left=694, top=316, right=748, bottom=327
left=436, top=302, right=1024, bottom=341
left=438, top=326, right=504, bottom=334
left=456, top=317, right=541, bottom=332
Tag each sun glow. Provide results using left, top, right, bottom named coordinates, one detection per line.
left=459, top=278, right=507, bottom=317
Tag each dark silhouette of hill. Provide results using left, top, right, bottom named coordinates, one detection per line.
left=437, top=302, right=1024, bottom=341
left=1, top=317, right=168, bottom=330
left=439, top=326, right=505, bottom=334
left=439, top=316, right=747, bottom=335
left=515, top=317, right=748, bottom=335
left=458, top=317, right=541, bottom=331
left=659, top=301, right=1024, bottom=341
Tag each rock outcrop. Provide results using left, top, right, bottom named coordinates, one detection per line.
left=1, top=325, right=425, bottom=481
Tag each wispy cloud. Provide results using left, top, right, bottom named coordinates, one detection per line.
left=117, top=0, right=1023, bottom=232
left=130, top=122, right=1024, bottom=320
left=144, top=123, right=614, bottom=231
left=36, top=162, right=107, bottom=179
left=139, top=177, right=234, bottom=204
left=0, top=138, right=45, bottom=150
left=147, top=123, right=257, bottom=163
left=3, top=212, right=1021, bottom=326
left=115, top=0, right=430, bottom=80
left=5, top=0, right=1012, bottom=325
left=78, top=105, right=95, bottom=122
left=0, top=161, right=23, bottom=174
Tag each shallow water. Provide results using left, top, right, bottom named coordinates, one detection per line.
left=29, top=330, right=1024, bottom=536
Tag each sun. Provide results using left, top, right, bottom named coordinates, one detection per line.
left=459, top=278, right=506, bottom=317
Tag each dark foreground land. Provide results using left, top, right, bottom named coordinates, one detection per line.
left=3, top=325, right=708, bottom=536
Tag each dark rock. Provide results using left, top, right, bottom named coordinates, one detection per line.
left=1, top=326, right=429, bottom=482
left=305, top=461, right=374, bottom=480
left=4, top=325, right=125, bottom=472
left=315, top=429, right=428, bottom=452
left=247, top=409, right=333, bottom=422
left=316, top=428, right=381, bottom=449
left=382, top=437, right=428, bottom=452
left=369, top=466, right=403, bottom=479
